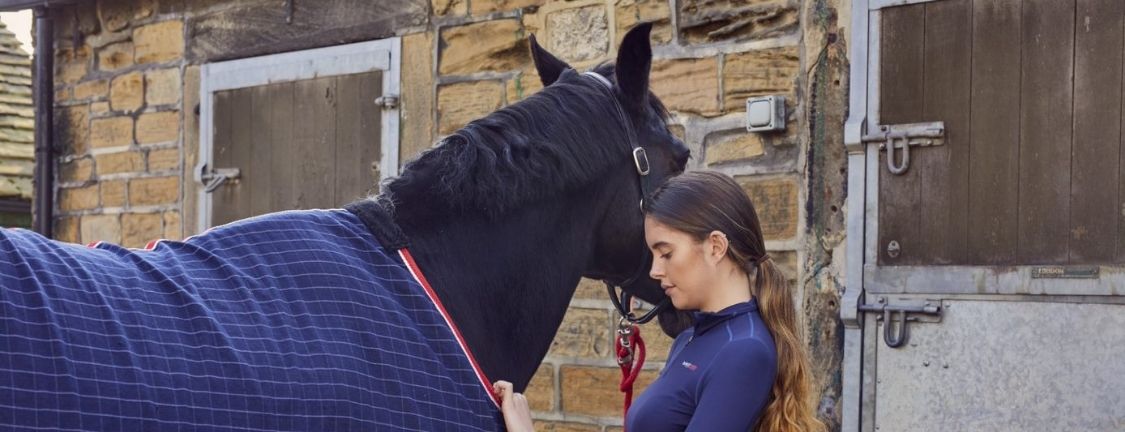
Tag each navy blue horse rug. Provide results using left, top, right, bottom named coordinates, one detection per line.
left=0, top=208, right=502, bottom=431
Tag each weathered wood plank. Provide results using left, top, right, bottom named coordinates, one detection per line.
left=919, top=0, right=972, bottom=264
left=0, top=176, right=31, bottom=198
left=0, top=142, right=33, bottom=159
left=248, top=84, right=274, bottom=217
left=968, top=0, right=1021, bottom=265
left=334, top=74, right=359, bottom=206
left=1018, top=0, right=1074, bottom=264
left=292, top=77, right=337, bottom=210
left=268, top=82, right=296, bottom=213
left=211, top=90, right=237, bottom=226
left=878, top=4, right=925, bottom=265
left=187, top=0, right=427, bottom=63
left=1072, top=0, right=1123, bottom=263
left=333, top=72, right=382, bottom=206
left=0, top=159, right=34, bottom=176
left=227, top=87, right=254, bottom=224
left=360, top=74, right=383, bottom=198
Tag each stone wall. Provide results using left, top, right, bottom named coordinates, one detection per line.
left=49, top=0, right=849, bottom=429
left=52, top=2, right=185, bottom=246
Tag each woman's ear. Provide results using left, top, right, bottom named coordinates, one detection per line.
left=707, top=231, right=729, bottom=263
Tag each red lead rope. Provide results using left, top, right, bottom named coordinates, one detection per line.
left=615, top=323, right=646, bottom=431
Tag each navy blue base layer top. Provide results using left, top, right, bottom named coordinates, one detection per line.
left=625, top=300, right=777, bottom=431
left=0, top=209, right=502, bottom=431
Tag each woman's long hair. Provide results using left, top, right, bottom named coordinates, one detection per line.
left=642, top=171, right=825, bottom=432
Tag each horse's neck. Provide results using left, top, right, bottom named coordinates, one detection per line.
left=399, top=185, right=610, bottom=391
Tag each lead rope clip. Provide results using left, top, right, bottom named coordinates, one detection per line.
left=616, top=316, right=646, bottom=431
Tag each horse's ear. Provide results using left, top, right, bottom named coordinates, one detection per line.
left=529, top=34, right=570, bottom=87
left=615, top=22, right=653, bottom=107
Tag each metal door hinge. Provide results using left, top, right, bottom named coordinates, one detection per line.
left=862, top=121, right=945, bottom=175
left=374, top=95, right=399, bottom=109
left=196, top=164, right=241, bottom=193
left=859, top=297, right=943, bottom=348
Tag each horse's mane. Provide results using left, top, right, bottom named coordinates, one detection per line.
left=380, top=66, right=669, bottom=224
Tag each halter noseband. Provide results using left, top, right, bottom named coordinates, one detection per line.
left=583, top=71, right=670, bottom=325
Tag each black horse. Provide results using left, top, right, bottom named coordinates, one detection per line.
left=0, top=23, right=689, bottom=431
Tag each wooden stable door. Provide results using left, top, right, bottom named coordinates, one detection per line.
left=878, top=0, right=1125, bottom=266
left=843, top=2, right=1125, bottom=432
left=210, top=72, right=383, bottom=226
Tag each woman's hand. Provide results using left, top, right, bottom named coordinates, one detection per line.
left=493, top=380, right=534, bottom=432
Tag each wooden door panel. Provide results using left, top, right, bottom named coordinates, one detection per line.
left=1017, top=0, right=1075, bottom=264
left=335, top=72, right=383, bottom=204
left=919, top=0, right=972, bottom=265
left=248, top=84, right=274, bottom=217
left=878, top=5, right=926, bottom=265
left=212, top=90, right=242, bottom=226
left=877, top=0, right=1125, bottom=266
left=210, top=72, right=383, bottom=225
left=1072, top=0, right=1123, bottom=263
left=966, top=0, right=1022, bottom=265
left=293, top=76, right=338, bottom=210
left=267, top=82, right=296, bottom=214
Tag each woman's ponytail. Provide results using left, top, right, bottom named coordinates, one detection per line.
left=753, top=258, right=824, bottom=432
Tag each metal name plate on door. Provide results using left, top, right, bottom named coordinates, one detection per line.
left=1030, top=266, right=1099, bottom=279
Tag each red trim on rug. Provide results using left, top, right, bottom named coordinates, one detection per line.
left=398, top=249, right=501, bottom=408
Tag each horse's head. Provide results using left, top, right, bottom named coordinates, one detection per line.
left=531, top=23, right=694, bottom=336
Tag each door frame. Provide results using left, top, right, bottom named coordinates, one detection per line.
left=841, top=1, right=872, bottom=430
left=196, top=38, right=401, bottom=233
left=843, top=1, right=1125, bottom=430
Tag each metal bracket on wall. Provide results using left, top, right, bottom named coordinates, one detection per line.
left=374, top=95, right=399, bottom=110
left=862, top=121, right=945, bottom=175
left=859, top=297, right=943, bottom=348
left=197, top=164, right=242, bottom=193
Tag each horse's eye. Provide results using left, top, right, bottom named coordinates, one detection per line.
left=673, top=147, right=690, bottom=168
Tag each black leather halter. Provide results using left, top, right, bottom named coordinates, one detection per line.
left=583, top=71, right=671, bottom=325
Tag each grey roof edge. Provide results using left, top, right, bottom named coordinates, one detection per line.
left=0, top=0, right=82, bottom=12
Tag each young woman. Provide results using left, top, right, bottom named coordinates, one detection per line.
left=496, top=171, right=824, bottom=431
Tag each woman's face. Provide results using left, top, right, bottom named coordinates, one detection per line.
left=644, top=217, right=719, bottom=311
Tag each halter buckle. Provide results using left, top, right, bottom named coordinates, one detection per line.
left=632, top=147, right=651, bottom=176
left=618, top=316, right=637, bottom=337
left=617, top=318, right=636, bottom=364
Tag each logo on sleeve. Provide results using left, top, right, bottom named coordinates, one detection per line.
left=681, top=361, right=698, bottom=371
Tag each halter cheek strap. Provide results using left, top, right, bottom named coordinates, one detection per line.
left=583, top=69, right=669, bottom=430
left=583, top=72, right=653, bottom=183
left=582, top=69, right=670, bottom=322
left=584, top=71, right=613, bottom=89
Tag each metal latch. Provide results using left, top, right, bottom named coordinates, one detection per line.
left=374, top=95, right=399, bottom=109
left=198, top=165, right=241, bottom=193
left=859, top=297, right=942, bottom=348
left=862, top=121, right=945, bottom=175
